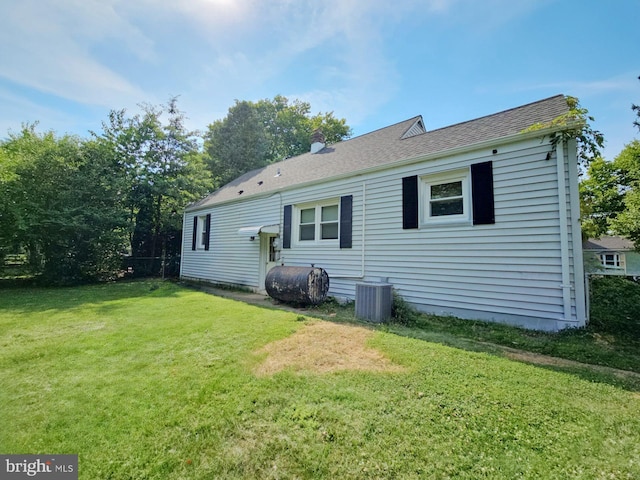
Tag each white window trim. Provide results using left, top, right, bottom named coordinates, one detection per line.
left=600, top=252, right=623, bottom=269
left=420, top=168, right=471, bottom=226
left=196, top=215, right=208, bottom=250
left=293, top=199, right=340, bottom=245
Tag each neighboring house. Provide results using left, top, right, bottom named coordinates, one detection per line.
left=583, top=236, right=640, bottom=277
left=181, top=95, right=587, bottom=331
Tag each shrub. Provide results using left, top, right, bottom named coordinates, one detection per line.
left=589, top=275, right=640, bottom=337
left=391, top=290, right=419, bottom=326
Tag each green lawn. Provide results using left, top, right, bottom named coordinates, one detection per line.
left=1, top=281, right=639, bottom=479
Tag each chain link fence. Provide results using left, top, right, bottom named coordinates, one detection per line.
left=122, top=255, right=181, bottom=279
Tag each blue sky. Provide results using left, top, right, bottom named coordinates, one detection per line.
left=0, top=0, right=637, bottom=160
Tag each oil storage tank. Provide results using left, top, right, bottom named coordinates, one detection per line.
left=265, top=266, right=329, bottom=305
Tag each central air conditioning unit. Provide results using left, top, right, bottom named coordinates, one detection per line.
left=355, top=282, right=393, bottom=323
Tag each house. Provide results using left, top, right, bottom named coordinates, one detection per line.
left=583, top=236, right=640, bottom=277
left=181, top=95, right=587, bottom=331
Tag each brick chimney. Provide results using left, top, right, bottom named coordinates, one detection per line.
left=310, top=129, right=326, bottom=154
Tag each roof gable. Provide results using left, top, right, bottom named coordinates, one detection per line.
left=401, top=117, right=426, bottom=139
left=188, top=95, right=570, bottom=211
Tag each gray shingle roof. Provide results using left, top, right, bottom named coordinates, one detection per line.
left=188, top=94, right=570, bottom=211
left=583, top=236, right=634, bottom=251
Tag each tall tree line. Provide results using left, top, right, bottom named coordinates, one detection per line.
left=0, top=96, right=351, bottom=284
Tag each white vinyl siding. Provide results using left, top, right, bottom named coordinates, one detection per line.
left=181, top=197, right=281, bottom=288
left=278, top=182, right=365, bottom=298
left=181, top=135, right=584, bottom=330
left=274, top=136, right=574, bottom=326
left=353, top=136, right=576, bottom=328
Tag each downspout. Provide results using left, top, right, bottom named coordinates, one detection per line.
left=179, top=212, right=187, bottom=278
left=360, top=180, right=366, bottom=278
left=566, top=138, right=587, bottom=325
left=555, top=140, right=572, bottom=323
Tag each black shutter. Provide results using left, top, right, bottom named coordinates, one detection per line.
left=283, top=205, right=292, bottom=249
left=191, top=216, right=197, bottom=251
left=402, top=175, right=419, bottom=229
left=471, top=161, right=495, bottom=225
left=339, top=195, right=353, bottom=249
left=204, top=213, right=211, bottom=250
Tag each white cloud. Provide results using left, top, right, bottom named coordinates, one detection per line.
left=172, top=0, right=418, bottom=124
left=0, top=0, right=568, bottom=137
left=0, top=85, right=88, bottom=136
left=0, top=0, right=462, bottom=128
left=0, top=0, right=152, bottom=107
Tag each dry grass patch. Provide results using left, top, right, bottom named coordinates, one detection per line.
left=254, top=320, right=405, bottom=376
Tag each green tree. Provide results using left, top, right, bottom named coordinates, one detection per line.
left=580, top=157, right=624, bottom=239
left=93, top=98, right=213, bottom=273
left=308, top=111, right=351, bottom=146
left=204, top=95, right=351, bottom=186
left=582, top=78, right=640, bottom=245
left=0, top=125, right=128, bottom=284
left=580, top=141, right=640, bottom=248
left=0, top=139, right=20, bottom=264
left=522, top=96, right=604, bottom=169
left=204, top=101, right=269, bottom=187
left=609, top=141, right=640, bottom=247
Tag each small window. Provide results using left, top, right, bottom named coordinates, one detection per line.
left=296, top=201, right=339, bottom=243
left=268, top=237, right=278, bottom=262
left=600, top=253, right=622, bottom=268
left=421, top=169, right=470, bottom=224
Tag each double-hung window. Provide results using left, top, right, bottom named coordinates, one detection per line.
left=421, top=169, right=470, bottom=224
left=282, top=195, right=352, bottom=249
left=297, top=202, right=339, bottom=242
